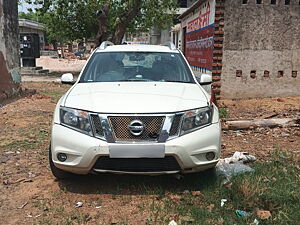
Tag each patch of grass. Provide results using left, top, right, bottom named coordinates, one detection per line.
left=66, top=212, right=91, bottom=224
left=38, top=218, right=53, bottom=225
left=2, top=139, right=38, bottom=150
left=219, top=107, right=229, bottom=118
left=2, top=128, right=50, bottom=151
left=145, top=149, right=300, bottom=225
left=39, top=90, right=65, bottom=102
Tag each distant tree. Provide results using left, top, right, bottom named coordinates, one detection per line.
left=25, top=0, right=178, bottom=45
left=18, top=12, right=39, bottom=22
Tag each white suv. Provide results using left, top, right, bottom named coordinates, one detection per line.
left=50, top=42, right=221, bottom=178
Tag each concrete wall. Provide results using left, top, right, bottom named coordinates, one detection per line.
left=149, top=28, right=171, bottom=45
left=221, top=0, right=300, bottom=99
left=0, top=0, right=21, bottom=104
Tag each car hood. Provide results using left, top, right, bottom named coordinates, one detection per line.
left=64, top=82, right=208, bottom=113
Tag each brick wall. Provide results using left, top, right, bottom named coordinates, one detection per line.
left=220, top=0, right=300, bottom=99
left=211, top=0, right=225, bottom=100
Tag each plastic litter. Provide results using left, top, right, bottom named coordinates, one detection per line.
left=168, top=220, right=177, bottom=225
left=216, top=161, right=254, bottom=184
left=252, top=219, right=259, bottom=225
left=220, top=199, right=227, bottom=207
left=26, top=214, right=41, bottom=218
left=75, top=202, right=83, bottom=208
left=95, top=205, right=102, bottom=209
left=235, top=130, right=242, bottom=136
left=28, top=172, right=36, bottom=178
left=216, top=152, right=255, bottom=184
left=218, top=151, right=256, bottom=164
left=235, top=210, right=252, bottom=218
left=5, top=151, right=14, bottom=155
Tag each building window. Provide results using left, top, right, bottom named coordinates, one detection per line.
left=236, top=70, right=242, bottom=77
left=250, top=70, right=256, bottom=79
left=242, top=0, right=248, bottom=4
left=292, top=71, right=297, bottom=78
left=257, top=0, right=262, bottom=4
left=270, top=0, right=276, bottom=4
left=263, top=70, right=270, bottom=77
left=278, top=71, right=284, bottom=78
left=285, top=0, right=290, bottom=5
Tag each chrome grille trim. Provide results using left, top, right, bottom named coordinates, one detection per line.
left=99, top=115, right=115, bottom=143
left=89, top=113, right=183, bottom=143
left=90, top=114, right=104, bottom=138
left=169, top=113, right=184, bottom=137
left=158, top=115, right=174, bottom=143
left=108, top=115, right=165, bottom=142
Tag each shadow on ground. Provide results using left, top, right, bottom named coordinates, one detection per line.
left=57, top=170, right=220, bottom=195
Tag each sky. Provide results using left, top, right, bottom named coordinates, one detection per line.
left=18, top=0, right=39, bottom=13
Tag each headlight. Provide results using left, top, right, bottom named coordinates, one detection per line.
left=60, top=107, right=93, bottom=136
left=180, top=106, right=213, bottom=135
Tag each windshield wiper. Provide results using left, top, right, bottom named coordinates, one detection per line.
left=117, top=79, right=152, bottom=82
left=163, top=80, right=193, bottom=84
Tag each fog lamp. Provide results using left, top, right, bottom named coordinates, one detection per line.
left=206, top=152, right=215, bottom=161
left=57, top=153, right=67, bottom=162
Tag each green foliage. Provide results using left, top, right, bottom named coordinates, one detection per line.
left=219, top=107, right=229, bottom=118
left=23, top=0, right=178, bottom=44
left=144, top=149, right=300, bottom=224
left=19, top=11, right=40, bottom=22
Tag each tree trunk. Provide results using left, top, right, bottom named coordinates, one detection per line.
left=95, top=3, right=110, bottom=46
left=112, top=23, right=128, bottom=44
left=112, top=0, right=142, bottom=44
left=60, top=43, right=64, bottom=58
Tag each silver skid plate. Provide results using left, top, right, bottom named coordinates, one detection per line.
left=109, top=144, right=165, bottom=158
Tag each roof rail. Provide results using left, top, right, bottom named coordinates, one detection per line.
left=163, top=42, right=177, bottom=50
left=99, top=41, right=114, bottom=50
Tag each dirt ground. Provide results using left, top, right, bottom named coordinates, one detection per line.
left=0, top=82, right=299, bottom=225
left=37, top=56, right=87, bottom=73
left=220, top=97, right=300, bottom=159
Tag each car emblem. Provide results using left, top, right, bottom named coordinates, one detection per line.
left=128, top=120, right=145, bottom=136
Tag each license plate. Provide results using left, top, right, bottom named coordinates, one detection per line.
left=109, top=144, right=165, bottom=158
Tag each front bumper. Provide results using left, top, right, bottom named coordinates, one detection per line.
left=51, top=121, right=221, bottom=175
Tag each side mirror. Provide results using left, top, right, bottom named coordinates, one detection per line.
left=198, top=74, right=212, bottom=85
left=61, top=73, right=75, bottom=84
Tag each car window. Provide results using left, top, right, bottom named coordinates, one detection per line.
left=79, top=52, right=195, bottom=83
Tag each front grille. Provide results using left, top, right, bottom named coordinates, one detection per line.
left=169, top=114, right=183, bottom=136
left=109, top=116, right=165, bottom=141
left=90, top=114, right=104, bottom=137
left=93, top=156, right=181, bottom=172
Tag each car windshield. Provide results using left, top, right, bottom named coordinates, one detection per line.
left=79, top=52, right=195, bottom=83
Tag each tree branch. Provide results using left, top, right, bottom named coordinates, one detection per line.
left=112, top=0, right=142, bottom=44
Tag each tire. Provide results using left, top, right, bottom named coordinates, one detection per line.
left=49, top=145, right=73, bottom=179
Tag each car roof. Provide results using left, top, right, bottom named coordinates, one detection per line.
left=95, top=44, right=179, bottom=53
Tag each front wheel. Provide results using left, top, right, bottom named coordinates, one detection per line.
left=49, top=145, right=73, bottom=179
